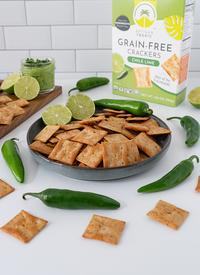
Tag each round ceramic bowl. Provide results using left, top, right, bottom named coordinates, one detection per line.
left=27, top=109, right=171, bottom=181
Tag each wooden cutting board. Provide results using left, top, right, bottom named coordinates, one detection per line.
left=0, top=80, right=62, bottom=139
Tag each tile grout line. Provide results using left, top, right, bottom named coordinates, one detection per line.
left=23, top=0, right=31, bottom=58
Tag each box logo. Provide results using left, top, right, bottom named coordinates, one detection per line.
left=133, top=2, right=157, bottom=28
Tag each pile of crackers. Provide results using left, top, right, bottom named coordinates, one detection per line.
left=29, top=108, right=171, bottom=168
left=0, top=95, right=29, bottom=125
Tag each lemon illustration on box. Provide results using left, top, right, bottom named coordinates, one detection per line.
left=112, top=0, right=196, bottom=107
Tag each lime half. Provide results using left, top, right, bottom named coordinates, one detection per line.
left=112, top=53, right=124, bottom=73
left=42, top=104, right=72, bottom=125
left=66, top=94, right=95, bottom=120
left=1, top=72, right=21, bottom=94
left=188, top=87, right=200, bottom=109
left=14, top=76, right=40, bottom=100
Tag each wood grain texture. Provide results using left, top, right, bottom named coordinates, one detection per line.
left=0, top=80, right=62, bottom=139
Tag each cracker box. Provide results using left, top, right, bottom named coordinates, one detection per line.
left=112, top=0, right=196, bottom=107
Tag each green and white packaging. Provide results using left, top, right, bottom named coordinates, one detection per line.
left=112, top=0, right=196, bottom=107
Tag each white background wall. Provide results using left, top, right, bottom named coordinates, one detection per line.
left=0, top=0, right=199, bottom=80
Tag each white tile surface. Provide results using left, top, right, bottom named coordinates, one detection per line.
left=98, top=25, right=112, bottom=49
left=194, top=0, right=200, bottom=24
left=191, top=25, right=200, bottom=48
left=26, top=1, right=73, bottom=25
left=0, top=51, right=29, bottom=72
left=0, top=73, right=8, bottom=80
left=0, top=1, right=26, bottom=26
left=52, top=26, right=97, bottom=49
left=55, top=72, right=96, bottom=80
left=30, top=50, right=75, bottom=72
left=74, top=1, right=112, bottom=24
left=189, top=49, right=200, bottom=71
left=0, top=27, right=5, bottom=49
left=76, top=50, right=112, bottom=71
left=4, top=27, right=51, bottom=50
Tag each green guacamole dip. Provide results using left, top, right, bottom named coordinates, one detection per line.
left=21, top=57, right=56, bottom=93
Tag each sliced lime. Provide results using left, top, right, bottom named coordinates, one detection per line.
left=1, top=72, right=21, bottom=94
left=112, top=53, right=124, bottom=73
left=188, top=87, right=200, bottom=109
left=66, top=94, right=95, bottom=120
left=14, top=76, right=40, bottom=100
left=42, top=104, right=72, bottom=125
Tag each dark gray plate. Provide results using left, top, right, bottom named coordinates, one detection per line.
left=27, top=107, right=171, bottom=181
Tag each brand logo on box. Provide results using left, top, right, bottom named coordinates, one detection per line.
left=133, top=2, right=157, bottom=28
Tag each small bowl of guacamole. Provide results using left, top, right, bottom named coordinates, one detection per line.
left=21, top=57, right=56, bottom=94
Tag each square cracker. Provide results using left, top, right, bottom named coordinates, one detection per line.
left=126, top=139, right=141, bottom=164
left=161, top=53, right=180, bottom=81
left=29, top=141, right=54, bottom=156
left=76, top=143, right=103, bottom=168
left=60, top=121, right=83, bottom=131
left=0, top=210, right=48, bottom=243
left=0, top=95, right=13, bottom=104
left=147, top=200, right=189, bottom=230
left=82, top=214, right=125, bottom=245
left=124, top=122, right=149, bottom=132
left=104, top=133, right=129, bottom=143
left=48, top=138, right=83, bottom=165
left=6, top=98, right=29, bottom=107
left=195, top=175, right=200, bottom=192
left=3, top=104, right=26, bottom=117
left=134, top=132, right=162, bottom=157
left=55, top=129, right=81, bottom=140
left=133, top=67, right=152, bottom=87
left=0, top=179, right=15, bottom=198
left=102, top=142, right=128, bottom=168
left=0, top=109, right=14, bottom=124
left=79, top=116, right=105, bottom=124
left=147, top=126, right=171, bottom=135
left=98, top=117, right=125, bottom=133
left=33, top=125, right=60, bottom=143
left=72, top=127, right=107, bottom=146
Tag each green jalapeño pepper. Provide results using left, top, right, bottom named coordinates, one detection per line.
left=167, top=116, right=200, bottom=147
left=1, top=138, right=25, bottom=183
left=68, top=77, right=109, bottom=96
left=94, top=99, right=153, bottom=116
left=137, top=155, right=199, bottom=193
left=22, top=188, right=120, bottom=210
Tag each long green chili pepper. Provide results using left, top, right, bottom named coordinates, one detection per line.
left=137, top=155, right=199, bottom=193
left=94, top=98, right=153, bottom=116
left=22, top=188, right=120, bottom=210
left=68, top=77, right=109, bottom=96
left=1, top=138, right=25, bottom=183
left=167, top=116, right=200, bottom=147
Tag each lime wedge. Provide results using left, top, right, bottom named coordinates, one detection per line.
left=66, top=94, right=95, bottom=120
left=1, top=72, right=21, bottom=94
left=42, top=104, right=72, bottom=125
left=188, top=87, right=200, bottom=109
left=112, top=53, right=124, bottom=73
left=14, top=76, right=40, bottom=100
